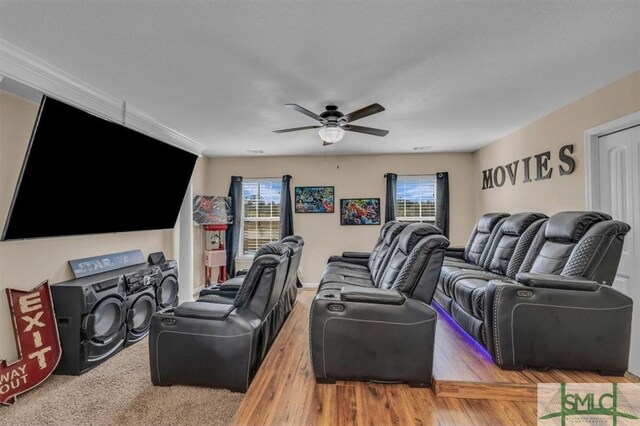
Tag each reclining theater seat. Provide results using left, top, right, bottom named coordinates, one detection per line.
left=320, top=223, right=449, bottom=302
left=310, top=224, right=449, bottom=386
left=149, top=242, right=291, bottom=392
left=443, top=212, right=510, bottom=268
left=484, top=211, right=632, bottom=374
left=276, top=235, right=305, bottom=328
left=280, top=236, right=304, bottom=300
left=323, top=221, right=408, bottom=283
left=438, top=213, right=547, bottom=307
left=436, top=213, right=509, bottom=303
left=434, top=213, right=548, bottom=342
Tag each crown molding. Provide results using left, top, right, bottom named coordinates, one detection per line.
left=0, top=38, right=204, bottom=155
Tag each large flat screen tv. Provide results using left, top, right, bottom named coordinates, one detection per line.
left=2, top=96, right=198, bottom=240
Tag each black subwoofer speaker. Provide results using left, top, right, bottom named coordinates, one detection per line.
left=51, top=273, right=127, bottom=375
left=125, top=287, right=156, bottom=346
left=155, top=260, right=179, bottom=311
left=123, top=266, right=162, bottom=346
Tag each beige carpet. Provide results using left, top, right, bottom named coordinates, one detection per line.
left=0, top=338, right=243, bottom=426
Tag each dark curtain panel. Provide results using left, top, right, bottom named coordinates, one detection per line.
left=435, top=172, right=450, bottom=238
left=225, top=176, right=243, bottom=277
left=279, top=174, right=301, bottom=286
left=279, top=175, right=294, bottom=239
left=384, top=173, right=397, bottom=223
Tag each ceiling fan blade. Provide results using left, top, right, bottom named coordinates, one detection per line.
left=340, top=103, right=385, bottom=123
left=342, top=124, right=389, bottom=137
left=285, top=103, right=327, bottom=123
left=273, top=125, right=322, bottom=134
left=323, top=141, right=334, bottom=146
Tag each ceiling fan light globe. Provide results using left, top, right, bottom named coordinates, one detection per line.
left=318, top=125, right=345, bottom=143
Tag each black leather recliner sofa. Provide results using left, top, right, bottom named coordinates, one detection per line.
left=199, top=235, right=303, bottom=336
left=310, top=223, right=449, bottom=386
left=435, top=211, right=633, bottom=375
left=149, top=240, right=300, bottom=392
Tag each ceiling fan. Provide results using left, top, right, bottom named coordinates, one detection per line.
left=273, top=103, right=389, bottom=145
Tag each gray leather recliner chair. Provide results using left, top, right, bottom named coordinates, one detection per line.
left=442, top=212, right=509, bottom=268
left=323, top=221, right=409, bottom=282
left=483, top=212, right=632, bottom=374
left=310, top=223, right=449, bottom=386
left=434, top=211, right=632, bottom=375
left=434, top=212, right=548, bottom=339
left=149, top=242, right=291, bottom=392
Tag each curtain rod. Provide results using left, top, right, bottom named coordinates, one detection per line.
left=384, top=173, right=438, bottom=177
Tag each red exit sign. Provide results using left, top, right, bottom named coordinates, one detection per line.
left=1, top=281, right=61, bottom=405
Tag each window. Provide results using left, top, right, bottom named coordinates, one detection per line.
left=396, top=175, right=437, bottom=223
left=240, top=178, right=282, bottom=256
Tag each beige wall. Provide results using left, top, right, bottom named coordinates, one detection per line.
left=205, top=153, right=476, bottom=284
left=0, top=91, right=175, bottom=361
left=474, top=70, right=640, bottom=216
left=191, top=156, right=207, bottom=288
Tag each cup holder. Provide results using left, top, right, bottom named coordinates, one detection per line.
left=324, top=293, right=336, bottom=299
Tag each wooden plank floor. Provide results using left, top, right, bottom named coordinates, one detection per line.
left=234, top=290, right=538, bottom=425
left=431, top=303, right=637, bottom=402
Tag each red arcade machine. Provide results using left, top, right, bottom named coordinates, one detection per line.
left=193, top=195, right=233, bottom=285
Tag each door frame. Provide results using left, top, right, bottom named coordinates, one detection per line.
left=584, top=111, right=640, bottom=209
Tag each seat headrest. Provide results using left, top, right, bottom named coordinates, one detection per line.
left=380, top=220, right=399, bottom=239
left=383, top=222, right=409, bottom=244
left=477, top=213, right=510, bottom=233
left=398, top=223, right=442, bottom=253
left=281, top=235, right=304, bottom=246
left=255, top=242, right=291, bottom=258
left=501, top=213, right=548, bottom=236
left=545, top=211, right=612, bottom=243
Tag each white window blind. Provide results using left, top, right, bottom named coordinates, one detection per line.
left=396, top=175, right=437, bottom=223
left=241, top=178, right=281, bottom=256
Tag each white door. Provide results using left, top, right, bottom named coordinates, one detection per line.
left=598, top=124, right=640, bottom=376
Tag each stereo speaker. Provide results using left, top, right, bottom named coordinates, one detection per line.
left=122, top=265, right=162, bottom=346
left=155, top=260, right=179, bottom=310
left=51, top=273, right=127, bottom=375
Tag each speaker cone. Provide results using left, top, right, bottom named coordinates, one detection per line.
left=92, top=299, right=123, bottom=341
left=131, top=296, right=154, bottom=332
left=158, top=276, right=178, bottom=308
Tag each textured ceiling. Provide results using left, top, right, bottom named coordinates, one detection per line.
left=0, top=1, right=638, bottom=157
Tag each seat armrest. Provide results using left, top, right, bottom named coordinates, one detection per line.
left=219, top=283, right=242, bottom=292
left=340, top=287, right=405, bottom=305
left=219, top=276, right=244, bottom=291
left=199, top=276, right=244, bottom=297
left=445, top=246, right=465, bottom=259
left=515, top=273, right=599, bottom=291
left=483, top=280, right=633, bottom=372
left=341, top=251, right=371, bottom=259
left=174, top=301, right=234, bottom=320
left=327, top=255, right=369, bottom=266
